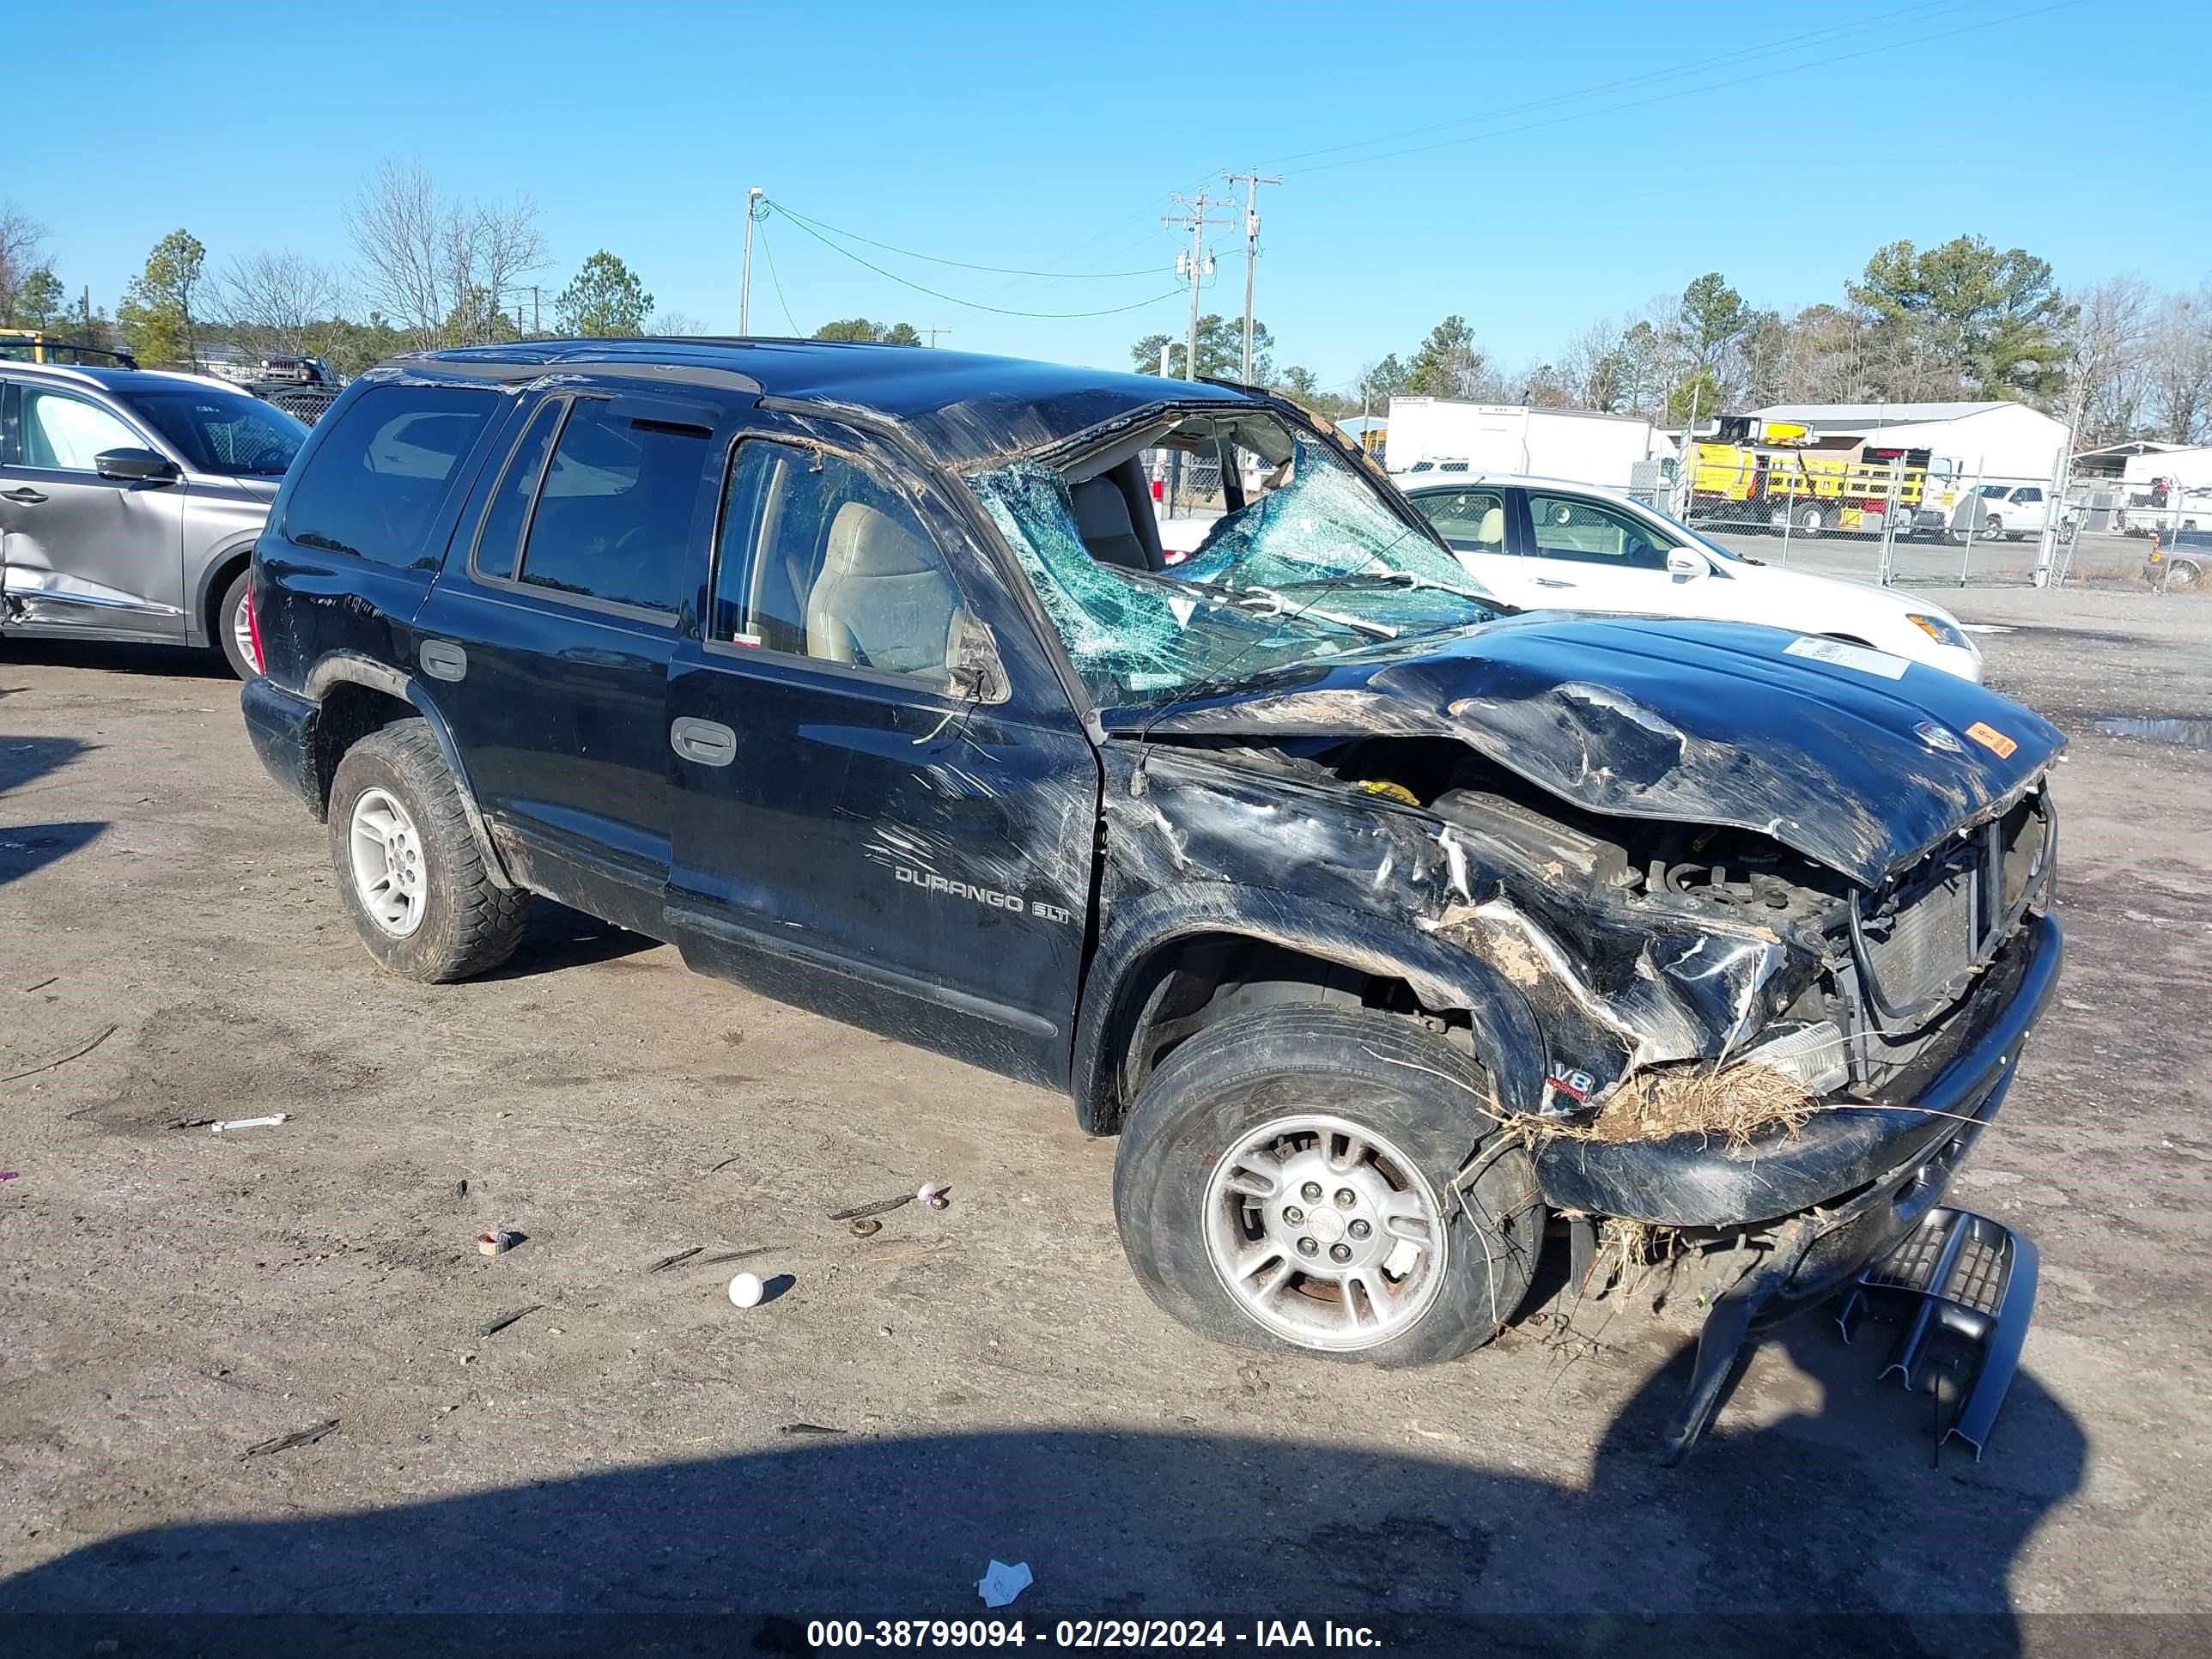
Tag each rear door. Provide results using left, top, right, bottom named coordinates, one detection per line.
left=413, top=384, right=727, bottom=937
left=0, top=379, right=185, bottom=636
left=663, top=415, right=1097, bottom=1085
left=1401, top=484, right=1524, bottom=600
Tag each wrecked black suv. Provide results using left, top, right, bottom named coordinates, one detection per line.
left=242, top=341, right=2062, bottom=1453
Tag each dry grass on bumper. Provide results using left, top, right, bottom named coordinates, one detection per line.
left=1520, top=1063, right=1817, bottom=1152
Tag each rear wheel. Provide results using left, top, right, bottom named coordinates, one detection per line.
left=1983, top=514, right=2003, bottom=541
left=215, top=568, right=258, bottom=681
left=2167, top=556, right=2203, bottom=590
left=1113, top=1006, right=1544, bottom=1366
left=327, top=720, right=529, bottom=981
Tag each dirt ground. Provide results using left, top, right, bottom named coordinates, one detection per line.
left=1, top=585, right=2207, bottom=1656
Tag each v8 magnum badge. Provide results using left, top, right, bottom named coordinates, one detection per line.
left=1914, top=720, right=1966, bottom=754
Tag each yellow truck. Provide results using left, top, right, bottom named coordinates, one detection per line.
left=1683, top=416, right=1943, bottom=538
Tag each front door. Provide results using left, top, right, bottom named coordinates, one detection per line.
left=415, top=386, right=724, bottom=936
left=0, top=380, right=185, bottom=636
left=664, top=420, right=1097, bottom=1086
left=1516, top=488, right=1680, bottom=614
left=1403, top=484, right=1525, bottom=601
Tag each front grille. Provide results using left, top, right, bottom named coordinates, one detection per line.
left=1838, top=790, right=2053, bottom=1048
left=1859, top=849, right=1977, bottom=1011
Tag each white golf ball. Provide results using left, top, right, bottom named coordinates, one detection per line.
left=727, top=1272, right=765, bottom=1309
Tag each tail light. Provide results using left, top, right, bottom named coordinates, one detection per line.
left=244, top=583, right=266, bottom=674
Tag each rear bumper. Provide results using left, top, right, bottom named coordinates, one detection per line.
left=240, top=675, right=321, bottom=817
left=1534, top=912, right=2062, bottom=1251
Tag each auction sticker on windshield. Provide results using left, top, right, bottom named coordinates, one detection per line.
left=1783, top=635, right=1910, bottom=680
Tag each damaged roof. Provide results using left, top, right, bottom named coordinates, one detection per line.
left=394, top=338, right=1252, bottom=467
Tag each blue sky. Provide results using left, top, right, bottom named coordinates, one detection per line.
left=12, top=0, right=2206, bottom=390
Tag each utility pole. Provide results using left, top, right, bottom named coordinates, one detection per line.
left=924, top=325, right=952, bottom=348
left=739, top=185, right=765, bottom=335
left=1164, top=191, right=1230, bottom=382
left=1221, top=169, right=1279, bottom=385
left=530, top=286, right=540, bottom=336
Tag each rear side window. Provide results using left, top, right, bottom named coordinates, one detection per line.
left=514, top=399, right=706, bottom=613
left=283, top=385, right=496, bottom=567
left=472, top=399, right=564, bottom=583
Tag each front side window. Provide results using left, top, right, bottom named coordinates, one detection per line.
left=1526, top=493, right=1673, bottom=569
left=1411, top=489, right=1507, bottom=553
left=283, top=384, right=497, bottom=567
left=126, top=386, right=303, bottom=477
left=20, top=387, right=140, bottom=471
left=713, top=439, right=962, bottom=684
left=514, top=399, right=707, bottom=613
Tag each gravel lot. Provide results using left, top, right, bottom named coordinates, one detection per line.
left=1, top=586, right=2207, bottom=1656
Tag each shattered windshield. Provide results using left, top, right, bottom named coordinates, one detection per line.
left=969, top=407, right=1501, bottom=708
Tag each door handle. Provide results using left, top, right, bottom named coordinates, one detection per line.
left=1531, top=576, right=1575, bottom=588
left=670, top=716, right=737, bottom=768
left=419, top=639, right=468, bottom=682
left=1, top=488, right=48, bottom=505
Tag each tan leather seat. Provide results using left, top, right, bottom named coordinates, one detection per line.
left=804, top=501, right=961, bottom=681
left=1475, top=504, right=1505, bottom=550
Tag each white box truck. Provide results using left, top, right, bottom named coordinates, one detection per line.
left=1384, top=398, right=1656, bottom=489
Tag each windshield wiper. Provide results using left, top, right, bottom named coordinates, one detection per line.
left=1273, top=569, right=1498, bottom=608
left=1221, top=583, right=1397, bottom=640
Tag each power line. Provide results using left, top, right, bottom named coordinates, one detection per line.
left=768, top=202, right=1164, bottom=281
left=1265, top=0, right=1990, bottom=171
left=766, top=204, right=1183, bottom=320
left=1282, top=0, right=2086, bottom=177
left=756, top=216, right=800, bottom=335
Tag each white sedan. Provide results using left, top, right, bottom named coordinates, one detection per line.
left=1399, top=474, right=1984, bottom=683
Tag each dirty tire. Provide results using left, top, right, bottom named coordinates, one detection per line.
left=1113, top=1006, right=1544, bottom=1367
left=215, top=567, right=258, bottom=681
left=326, top=720, right=529, bottom=982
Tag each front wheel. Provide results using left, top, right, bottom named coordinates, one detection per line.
left=1112, top=1007, right=1544, bottom=1366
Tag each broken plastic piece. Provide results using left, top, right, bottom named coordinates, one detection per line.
left=210, top=1114, right=288, bottom=1133
left=976, top=1559, right=1033, bottom=1608
left=728, top=1272, right=766, bottom=1309
left=478, top=1305, right=540, bottom=1338
left=647, top=1245, right=702, bottom=1273
left=828, top=1192, right=915, bottom=1222
left=1838, top=1206, right=2038, bottom=1460
left=477, top=1230, right=521, bottom=1256
left=918, top=1182, right=950, bottom=1210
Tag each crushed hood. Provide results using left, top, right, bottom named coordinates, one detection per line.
left=1107, top=613, right=2064, bottom=886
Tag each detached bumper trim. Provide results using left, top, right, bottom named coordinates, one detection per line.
left=1533, top=911, right=2062, bottom=1227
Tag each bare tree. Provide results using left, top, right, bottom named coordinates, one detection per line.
left=2144, top=284, right=2212, bottom=446
left=347, top=160, right=447, bottom=349
left=647, top=310, right=713, bottom=337
left=219, top=250, right=344, bottom=355
left=346, top=160, right=546, bottom=350
left=2063, top=276, right=2154, bottom=445
left=0, top=203, right=50, bottom=322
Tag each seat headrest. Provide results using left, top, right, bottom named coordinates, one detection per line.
left=823, top=501, right=939, bottom=580
left=1478, top=505, right=1504, bottom=545
left=1072, top=476, right=1137, bottom=540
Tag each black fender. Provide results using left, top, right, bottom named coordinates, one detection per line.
left=1068, top=880, right=1547, bottom=1136
left=304, top=652, right=518, bottom=891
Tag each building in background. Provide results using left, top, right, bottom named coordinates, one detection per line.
left=1747, top=401, right=2069, bottom=483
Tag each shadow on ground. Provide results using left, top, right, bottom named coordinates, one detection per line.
left=0, top=640, right=232, bottom=681
left=0, top=1318, right=2087, bottom=1659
